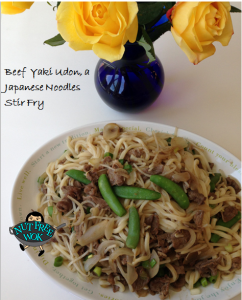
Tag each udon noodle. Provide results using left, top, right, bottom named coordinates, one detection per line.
left=37, top=123, right=241, bottom=299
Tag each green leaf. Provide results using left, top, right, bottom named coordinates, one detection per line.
left=44, top=34, right=66, bottom=47
left=57, top=2, right=61, bottom=8
left=147, top=21, right=172, bottom=42
left=230, top=6, right=241, bottom=13
left=137, top=27, right=155, bottom=63
left=47, top=2, right=52, bottom=6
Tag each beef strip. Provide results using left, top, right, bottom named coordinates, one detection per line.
left=171, top=229, right=190, bottom=249
left=173, top=264, right=185, bottom=275
left=187, top=189, right=206, bottom=205
left=230, top=257, right=241, bottom=271
left=222, top=206, right=239, bottom=222
left=183, top=251, right=200, bottom=266
left=125, top=148, right=145, bottom=162
left=148, top=275, right=170, bottom=300
left=61, top=185, right=83, bottom=202
left=226, top=177, right=241, bottom=194
left=157, top=233, right=171, bottom=254
left=83, top=195, right=109, bottom=209
left=145, top=213, right=160, bottom=235
left=102, top=156, right=113, bottom=165
left=86, top=166, right=107, bottom=183
left=112, top=160, right=123, bottom=169
left=143, top=165, right=164, bottom=175
left=195, top=257, right=221, bottom=277
left=193, top=210, right=204, bottom=227
left=73, top=180, right=84, bottom=188
left=83, top=164, right=91, bottom=172
left=132, top=266, right=150, bottom=291
left=171, top=274, right=186, bottom=289
left=84, top=182, right=98, bottom=196
left=107, top=168, right=128, bottom=186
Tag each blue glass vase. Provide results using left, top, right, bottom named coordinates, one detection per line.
left=94, top=42, right=165, bottom=113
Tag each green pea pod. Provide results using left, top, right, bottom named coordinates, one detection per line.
left=210, top=211, right=241, bottom=243
left=113, top=186, right=161, bottom=200
left=65, top=169, right=91, bottom=185
left=209, top=173, right=221, bottom=192
left=98, top=174, right=126, bottom=217
left=126, top=207, right=140, bottom=249
left=150, top=175, right=190, bottom=209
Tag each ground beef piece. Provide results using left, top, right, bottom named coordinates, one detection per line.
left=125, top=148, right=145, bottom=162
left=209, top=162, right=214, bottom=169
left=83, top=195, right=109, bottom=209
left=222, top=206, right=239, bottom=222
left=157, top=233, right=171, bottom=254
left=143, top=165, right=164, bottom=175
left=84, top=182, right=98, bottom=196
left=132, top=267, right=150, bottom=291
left=195, top=257, right=221, bottom=277
left=183, top=251, right=200, bottom=266
left=102, top=156, right=113, bottom=165
left=73, top=180, right=84, bottom=188
left=171, top=274, right=186, bottom=289
left=208, top=192, right=217, bottom=199
left=187, top=189, right=206, bottom=205
left=83, top=164, right=91, bottom=172
left=226, top=177, right=241, bottom=194
left=108, top=273, right=115, bottom=285
left=148, top=275, right=170, bottom=300
left=171, top=229, right=190, bottom=249
left=112, top=160, right=123, bottom=169
left=107, top=168, right=128, bottom=186
left=230, top=257, right=241, bottom=271
left=193, top=210, right=204, bottom=227
left=145, top=213, right=160, bottom=235
left=173, top=264, right=185, bottom=275
left=56, top=198, right=72, bottom=213
left=61, top=185, right=83, bottom=202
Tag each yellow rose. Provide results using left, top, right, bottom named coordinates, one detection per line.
left=1, top=2, right=34, bottom=14
left=56, top=2, right=138, bottom=62
left=169, top=2, right=234, bottom=64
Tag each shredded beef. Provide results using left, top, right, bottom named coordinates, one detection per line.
left=222, top=206, right=239, bottom=222
left=83, top=164, right=91, bottom=172
left=73, top=180, right=84, bottom=188
left=143, top=165, right=164, bottom=175
left=102, top=156, right=113, bottom=165
left=187, top=189, right=206, bottom=205
left=56, top=198, right=72, bottom=213
left=193, top=210, right=204, bottom=227
left=148, top=275, right=170, bottom=300
left=125, top=148, right=145, bottom=162
left=157, top=233, right=171, bottom=254
left=226, top=177, right=241, bottom=194
left=83, top=195, right=109, bottom=209
left=145, top=213, right=160, bottom=235
left=112, top=160, right=123, bottom=169
left=230, top=257, right=241, bottom=271
left=171, top=274, right=186, bottom=289
left=183, top=251, right=200, bottom=266
left=107, top=168, right=128, bottom=186
left=132, top=267, right=150, bottom=291
left=61, top=185, right=83, bottom=202
left=171, top=229, right=190, bottom=249
left=195, top=257, right=221, bottom=277
left=173, top=264, right=185, bottom=275
left=84, top=182, right=98, bottom=196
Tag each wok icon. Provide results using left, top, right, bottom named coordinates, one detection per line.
left=9, top=222, right=66, bottom=247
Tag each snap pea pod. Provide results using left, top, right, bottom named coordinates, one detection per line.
left=150, top=175, right=190, bottom=209
left=112, top=186, right=161, bottom=200
left=65, top=169, right=91, bottom=185
left=210, top=211, right=241, bottom=243
left=209, top=173, right=221, bottom=192
left=98, top=174, right=126, bottom=217
left=126, top=206, right=140, bottom=249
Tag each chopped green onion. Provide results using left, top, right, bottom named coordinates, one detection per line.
left=71, top=226, right=74, bottom=232
left=225, top=243, right=233, bottom=253
left=104, top=152, right=113, bottom=159
left=124, top=164, right=132, bottom=174
left=208, top=274, right=218, bottom=284
left=85, top=207, right=91, bottom=214
left=119, top=159, right=125, bottom=165
left=47, top=206, right=53, bottom=217
left=84, top=253, right=93, bottom=261
left=209, top=204, right=216, bottom=209
left=54, top=256, right=63, bottom=267
left=193, top=279, right=201, bottom=288
left=201, top=277, right=208, bottom=287
left=141, top=260, right=150, bottom=269
left=93, top=266, right=102, bottom=277
left=37, top=172, right=47, bottom=184
left=150, top=258, right=157, bottom=268
left=166, top=138, right=171, bottom=143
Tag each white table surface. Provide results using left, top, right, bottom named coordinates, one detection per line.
left=1, top=2, right=241, bottom=300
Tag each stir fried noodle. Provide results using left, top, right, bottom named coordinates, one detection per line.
left=38, top=124, right=241, bottom=299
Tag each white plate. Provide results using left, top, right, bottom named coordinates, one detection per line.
left=11, top=120, right=241, bottom=300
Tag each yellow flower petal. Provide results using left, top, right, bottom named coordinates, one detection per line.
left=92, top=43, right=125, bottom=62
left=1, top=1, right=33, bottom=14
left=125, top=15, right=138, bottom=43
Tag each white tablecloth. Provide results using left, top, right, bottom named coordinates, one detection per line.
left=1, top=2, right=241, bottom=300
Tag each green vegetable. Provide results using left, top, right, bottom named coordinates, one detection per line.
left=193, top=279, right=201, bottom=288
left=210, top=211, right=241, bottom=243
left=65, top=169, right=91, bottom=185
left=166, top=138, right=171, bottom=143
left=71, top=226, right=74, bottom=232
left=119, top=159, right=125, bottom=165
left=54, top=256, right=63, bottom=267
left=85, top=207, right=91, bottom=214
left=83, top=253, right=93, bottom=261
left=112, top=186, right=161, bottom=200
left=124, top=164, right=133, bottom=174
left=201, top=277, right=208, bottom=287
left=150, top=175, right=190, bottom=209
left=93, top=266, right=102, bottom=277
left=126, top=206, right=140, bottom=249
left=98, top=174, right=126, bottom=217
left=47, top=206, right=53, bottom=217
left=208, top=274, right=218, bottom=284
left=209, top=173, right=221, bottom=192
left=224, top=243, right=233, bottom=253
left=37, top=172, right=47, bottom=185
left=150, top=258, right=157, bottom=268
left=104, top=152, right=113, bottom=159
left=142, top=260, right=150, bottom=269
left=209, top=204, right=216, bottom=209
left=157, top=265, right=166, bottom=277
